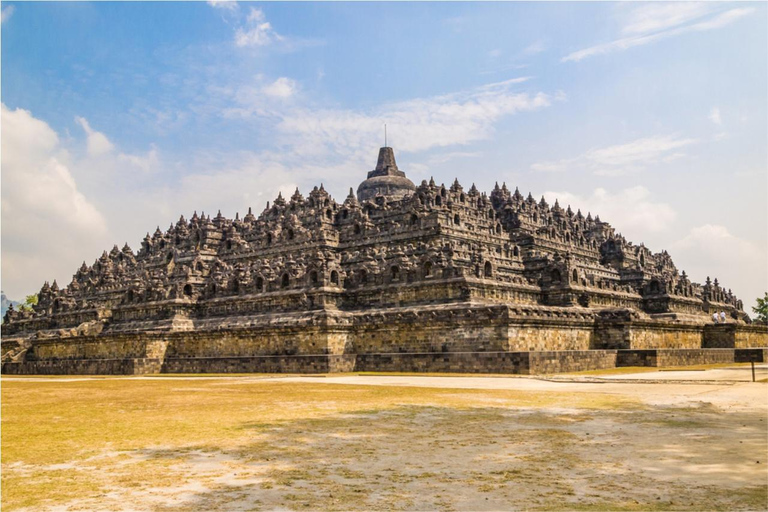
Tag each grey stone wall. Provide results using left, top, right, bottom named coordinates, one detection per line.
left=162, top=354, right=356, bottom=374
left=3, top=304, right=766, bottom=375
left=2, top=358, right=163, bottom=375
left=616, top=349, right=735, bottom=367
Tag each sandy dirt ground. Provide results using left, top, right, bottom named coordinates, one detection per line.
left=2, top=367, right=767, bottom=511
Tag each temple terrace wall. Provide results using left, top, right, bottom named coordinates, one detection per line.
left=3, top=304, right=766, bottom=375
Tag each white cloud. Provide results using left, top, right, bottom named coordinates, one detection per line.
left=409, top=151, right=483, bottom=176
left=586, top=135, right=696, bottom=167
left=562, top=7, right=754, bottom=62
left=543, top=187, right=677, bottom=242
left=1, top=5, right=13, bottom=23
left=1, top=105, right=109, bottom=298
left=117, top=146, right=160, bottom=173
left=274, top=78, right=551, bottom=159
left=521, top=41, right=546, bottom=56
left=262, top=77, right=297, bottom=98
left=235, top=7, right=283, bottom=47
left=167, top=156, right=299, bottom=218
left=709, top=107, right=722, bottom=125
left=532, top=135, right=697, bottom=176
left=621, top=3, right=713, bottom=35
left=75, top=116, right=115, bottom=156
left=670, top=224, right=767, bottom=311
left=207, top=0, right=238, bottom=11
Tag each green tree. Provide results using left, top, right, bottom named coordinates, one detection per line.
left=753, top=293, right=768, bottom=323
left=19, top=294, right=38, bottom=312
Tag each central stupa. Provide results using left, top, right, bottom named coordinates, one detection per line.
left=356, top=146, right=417, bottom=202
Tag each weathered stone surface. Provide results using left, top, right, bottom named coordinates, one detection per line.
left=2, top=147, right=765, bottom=375
left=616, top=348, right=737, bottom=367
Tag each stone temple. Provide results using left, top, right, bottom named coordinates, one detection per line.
left=2, top=147, right=766, bottom=374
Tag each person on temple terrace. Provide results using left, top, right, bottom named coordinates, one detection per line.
left=713, top=312, right=719, bottom=324
left=720, top=311, right=727, bottom=323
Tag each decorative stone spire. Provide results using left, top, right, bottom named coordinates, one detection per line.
left=344, top=187, right=358, bottom=206
left=357, top=147, right=416, bottom=202
left=370, top=146, right=401, bottom=177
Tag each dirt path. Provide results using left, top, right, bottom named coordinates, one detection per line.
left=277, top=368, right=768, bottom=410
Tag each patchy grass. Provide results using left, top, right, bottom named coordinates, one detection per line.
left=2, top=377, right=766, bottom=511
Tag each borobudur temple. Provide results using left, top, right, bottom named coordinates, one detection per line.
left=2, top=147, right=766, bottom=375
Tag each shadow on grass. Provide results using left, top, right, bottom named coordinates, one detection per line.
left=133, top=403, right=768, bottom=512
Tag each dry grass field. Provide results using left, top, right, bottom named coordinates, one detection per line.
left=2, top=370, right=767, bottom=511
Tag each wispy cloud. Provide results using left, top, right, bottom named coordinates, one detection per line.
left=1, top=5, right=14, bottom=24
left=709, top=107, right=722, bottom=125
left=235, top=7, right=283, bottom=47
left=621, top=3, right=712, bottom=35
left=273, top=78, right=552, bottom=158
left=543, top=186, right=677, bottom=239
left=562, top=5, right=754, bottom=62
left=207, top=0, right=238, bottom=11
left=521, top=41, right=546, bottom=56
left=480, top=41, right=545, bottom=76
left=532, top=135, right=697, bottom=176
left=209, top=4, right=320, bottom=52
left=117, top=146, right=160, bottom=174
left=261, top=77, right=297, bottom=98
left=75, top=116, right=115, bottom=157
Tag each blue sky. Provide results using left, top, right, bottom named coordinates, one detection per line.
left=1, top=1, right=766, bottom=310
